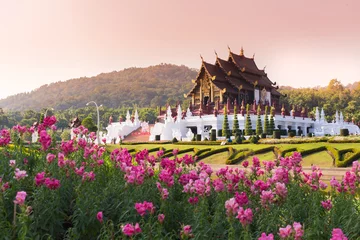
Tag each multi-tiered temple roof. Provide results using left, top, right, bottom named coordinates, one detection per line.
left=186, top=47, right=281, bottom=108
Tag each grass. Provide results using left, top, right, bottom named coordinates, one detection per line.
left=244, top=151, right=277, bottom=163
left=106, top=142, right=360, bottom=167
left=201, top=151, right=232, bottom=164
left=301, top=151, right=334, bottom=167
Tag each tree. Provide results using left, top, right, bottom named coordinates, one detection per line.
left=82, top=116, right=98, bottom=132
left=232, top=105, right=240, bottom=135
left=245, top=104, right=252, bottom=135
left=256, top=105, right=263, bottom=135
left=222, top=106, right=230, bottom=138
left=264, top=106, right=269, bottom=135
left=269, top=107, right=275, bottom=134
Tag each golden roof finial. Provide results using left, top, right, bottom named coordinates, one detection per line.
left=252, top=53, right=255, bottom=59
left=214, top=50, right=218, bottom=58
left=227, top=45, right=231, bottom=52
left=240, top=46, right=244, bottom=56
left=200, top=54, right=204, bottom=62
left=263, top=65, right=267, bottom=71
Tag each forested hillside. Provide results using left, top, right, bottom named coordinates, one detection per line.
left=0, top=64, right=197, bottom=111
left=279, top=79, right=360, bottom=123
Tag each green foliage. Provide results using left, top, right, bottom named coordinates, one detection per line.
left=232, top=105, right=239, bottom=135
left=60, top=130, right=71, bottom=141
left=222, top=106, right=230, bottom=138
left=0, top=64, right=197, bottom=110
left=210, top=129, right=216, bottom=141
left=264, top=106, right=269, bottom=135
left=171, top=137, right=178, bottom=143
left=81, top=116, right=98, bottom=132
left=269, top=113, right=275, bottom=135
left=245, top=104, right=252, bottom=135
left=235, top=135, right=242, bottom=144
left=340, top=129, right=349, bottom=136
left=256, top=105, right=263, bottom=135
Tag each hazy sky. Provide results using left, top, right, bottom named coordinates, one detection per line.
left=0, top=0, right=360, bottom=99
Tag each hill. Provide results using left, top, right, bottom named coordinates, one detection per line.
left=0, top=64, right=197, bottom=111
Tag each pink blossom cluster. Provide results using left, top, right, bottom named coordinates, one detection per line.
left=34, top=172, right=61, bottom=190
left=258, top=232, right=274, bottom=240
left=134, top=201, right=155, bottom=216
left=180, top=225, right=193, bottom=238
left=330, top=161, right=360, bottom=194
left=330, top=228, right=348, bottom=240
left=14, top=191, right=27, bottom=205
left=60, top=140, right=76, bottom=155
left=0, top=129, right=11, bottom=146
left=39, top=130, right=52, bottom=151
left=72, top=125, right=88, bottom=137
left=14, top=168, right=28, bottom=180
left=12, top=124, right=28, bottom=135
left=42, top=116, right=57, bottom=128
left=278, top=222, right=303, bottom=240
left=321, top=199, right=332, bottom=211
left=122, top=223, right=141, bottom=236
left=236, top=207, right=253, bottom=227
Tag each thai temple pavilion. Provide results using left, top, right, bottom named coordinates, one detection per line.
left=185, top=47, right=281, bottom=112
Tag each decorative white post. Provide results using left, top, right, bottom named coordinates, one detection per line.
left=86, top=101, right=102, bottom=145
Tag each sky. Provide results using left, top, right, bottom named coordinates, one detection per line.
left=0, top=0, right=360, bottom=99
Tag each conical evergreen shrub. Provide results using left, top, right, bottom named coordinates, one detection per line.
left=245, top=104, right=252, bottom=135
left=222, top=106, right=230, bottom=138
left=256, top=105, right=263, bottom=135
left=232, top=105, right=240, bottom=135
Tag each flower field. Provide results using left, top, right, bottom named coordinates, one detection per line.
left=0, top=118, right=360, bottom=239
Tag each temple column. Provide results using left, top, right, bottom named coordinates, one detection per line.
left=200, top=85, right=203, bottom=103
left=210, top=83, right=214, bottom=102
left=303, top=124, right=307, bottom=136
left=220, top=92, right=223, bottom=103
left=192, top=94, right=195, bottom=105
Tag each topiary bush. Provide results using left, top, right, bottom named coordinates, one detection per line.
left=210, top=129, right=216, bottom=141
left=340, top=129, right=349, bottom=136
left=222, top=106, right=230, bottom=138
left=245, top=104, right=252, bottom=135
left=172, top=137, right=178, bottom=143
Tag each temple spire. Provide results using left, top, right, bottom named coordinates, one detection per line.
left=227, top=45, right=231, bottom=52
left=200, top=54, right=204, bottom=62
left=240, top=46, right=244, bottom=56
left=214, top=50, right=218, bottom=58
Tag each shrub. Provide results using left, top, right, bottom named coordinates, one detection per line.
left=273, top=130, right=281, bottom=139
left=245, top=104, right=252, bottom=135
left=261, top=133, right=267, bottom=139
left=307, top=133, right=313, bottom=137
left=222, top=106, right=230, bottom=138
left=232, top=105, right=240, bottom=135
left=210, top=129, right=216, bottom=141
left=256, top=105, right=263, bottom=135
left=172, top=137, right=178, bottom=143
left=250, top=135, right=259, bottom=144
left=196, top=134, right=202, bottom=141
left=288, top=131, right=295, bottom=138
left=60, top=130, right=71, bottom=141
left=217, top=129, right=222, bottom=137
left=340, top=129, right=349, bottom=136
left=155, top=135, right=161, bottom=141
left=235, top=135, right=242, bottom=144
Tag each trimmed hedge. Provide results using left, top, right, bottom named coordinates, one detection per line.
left=122, top=141, right=172, bottom=145
left=196, top=147, right=231, bottom=161
left=280, top=147, right=298, bottom=157
left=226, top=149, right=252, bottom=164
left=337, top=150, right=360, bottom=167
left=175, top=141, right=233, bottom=146
left=299, top=146, right=327, bottom=157
left=194, top=148, right=212, bottom=157
left=253, top=146, right=275, bottom=155
left=162, top=147, right=195, bottom=158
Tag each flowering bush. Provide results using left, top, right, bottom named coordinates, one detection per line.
left=0, top=124, right=360, bottom=239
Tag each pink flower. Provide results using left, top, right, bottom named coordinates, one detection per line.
left=274, top=182, right=288, bottom=199
left=39, top=130, right=51, bottom=151
left=34, top=172, right=46, bottom=186
left=9, top=160, right=16, bottom=167
left=258, top=233, right=274, bottom=240
left=235, top=192, right=249, bottom=207
left=181, top=225, right=192, bottom=238
left=158, top=214, right=165, bottom=224
left=242, top=160, right=249, bottom=168
left=213, top=179, right=225, bottom=192
left=293, top=222, right=303, bottom=240
left=321, top=200, right=332, bottom=211
left=14, top=191, right=27, bottom=205
left=134, top=201, right=155, bottom=216
left=188, top=196, right=199, bottom=205
left=279, top=225, right=292, bottom=239
left=14, top=168, right=28, bottom=180
left=172, top=148, right=179, bottom=156
left=122, top=223, right=141, bottom=236
left=260, top=190, right=274, bottom=209
left=102, top=138, right=106, bottom=144
left=97, top=211, right=103, bottom=223
left=330, top=228, right=348, bottom=240
left=46, top=153, right=56, bottom=163
left=44, top=178, right=61, bottom=190
left=236, top=207, right=253, bottom=227
left=225, top=197, right=239, bottom=217
left=161, top=188, right=169, bottom=200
